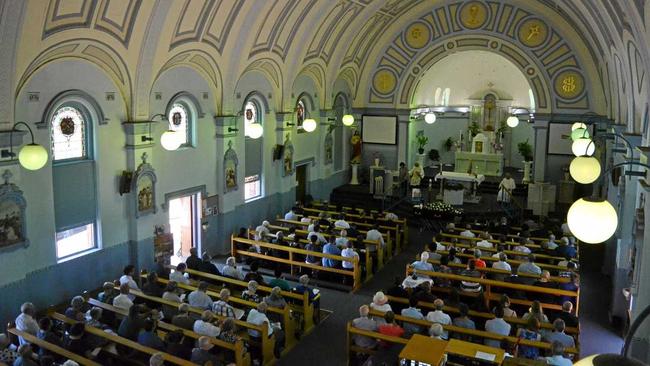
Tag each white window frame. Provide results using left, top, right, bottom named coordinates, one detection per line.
left=167, top=102, right=193, bottom=148
left=244, top=174, right=262, bottom=202
left=55, top=222, right=97, bottom=262
left=50, top=104, right=90, bottom=163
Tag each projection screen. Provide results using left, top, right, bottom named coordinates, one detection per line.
left=361, top=115, right=397, bottom=145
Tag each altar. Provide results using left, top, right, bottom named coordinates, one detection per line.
left=455, top=151, right=503, bottom=176
left=434, top=171, right=485, bottom=205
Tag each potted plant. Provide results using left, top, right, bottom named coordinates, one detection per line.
left=416, top=134, right=429, bottom=154
left=517, top=139, right=534, bottom=161
left=444, top=137, right=456, bottom=151
left=468, top=121, right=481, bottom=137
left=518, top=138, right=534, bottom=183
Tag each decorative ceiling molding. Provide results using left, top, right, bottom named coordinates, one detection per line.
left=42, top=0, right=142, bottom=47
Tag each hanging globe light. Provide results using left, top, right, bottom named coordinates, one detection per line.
left=303, top=118, right=317, bottom=132
left=569, top=156, right=601, bottom=184
left=424, top=112, right=437, bottom=124
left=573, top=354, right=645, bottom=366
left=567, top=198, right=618, bottom=244
left=342, top=114, right=355, bottom=126
left=160, top=130, right=182, bottom=151
left=571, top=127, right=589, bottom=141
left=247, top=123, right=264, bottom=139
left=18, top=143, right=48, bottom=170
left=506, top=115, right=519, bottom=128
left=572, top=138, right=595, bottom=157
left=571, top=122, right=587, bottom=131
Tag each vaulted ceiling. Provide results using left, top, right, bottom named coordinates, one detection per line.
left=3, top=0, right=649, bottom=133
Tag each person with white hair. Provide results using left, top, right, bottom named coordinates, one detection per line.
left=545, top=234, right=558, bottom=250
left=254, top=220, right=271, bottom=241
left=0, top=333, right=18, bottom=364
left=62, top=361, right=80, bottom=366
left=411, top=251, right=434, bottom=274
left=149, top=352, right=164, bottom=366
left=113, top=283, right=134, bottom=310
left=193, top=310, right=220, bottom=337
left=64, top=295, right=86, bottom=321
left=221, top=256, right=244, bottom=280
left=15, top=302, right=39, bottom=345
left=335, top=229, right=349, bottom=247
left=190, top=336, right=220, bottom=366
left=351, top=305, right=378, bottom=349
left=212, top=288, right=241, bottom=319
left=242, top=280, right=261, bottom=303
left=429, top=323, right=445, bottom=340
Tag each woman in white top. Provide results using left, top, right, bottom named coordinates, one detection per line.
left=497, top=173, right=516, bottom=203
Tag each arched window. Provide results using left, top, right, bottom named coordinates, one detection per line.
left=51, top=105, right=88, bottom=161
left=167, top=97, right=195, bottom=147
left=244, top=97, right=264, bottom=201
left=442, top=88, right=451, bottom=106
left=434, top=88, right=442, bottom=105
left=528, top=89, right=536, bottom=111
left=48, top=96, right=98, bottom=261
left=333, top=94, right=348, bottom=171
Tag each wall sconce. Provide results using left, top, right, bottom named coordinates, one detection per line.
left=1, top=122, right=48, bottom=170
left=150, top=113, right=181, bottom=151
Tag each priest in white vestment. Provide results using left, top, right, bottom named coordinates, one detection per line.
left=497, top=173, right=516, bottom=203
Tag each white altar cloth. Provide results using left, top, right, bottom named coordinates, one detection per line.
left=434, top=171, right=485, bottom=185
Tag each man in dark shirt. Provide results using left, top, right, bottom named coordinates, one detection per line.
left=185, top=247, right=202, bottom=270
left=191, top=336, right=220, bottom=366
left=243, top=261, right=266, bottom=285
left=385, top=277, right=409, bottom=313
left=555, top=301, right=579, bottom=328
left=198, top=252, right=220, bottom=276
left=532, top=270, right=557, bottom=304
left=141, top=272, right=165, bottom=298
left=63, top=323, right=89, bottom=356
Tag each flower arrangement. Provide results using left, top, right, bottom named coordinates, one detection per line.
left=414, top=201, right=463, bottom=216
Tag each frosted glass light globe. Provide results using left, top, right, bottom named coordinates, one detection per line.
left=19, top=143, right=48, bottom=170
left=567, top=198, right=618, bottom=244
left=342, top=114, right=354, bottom=126
left=247, top=123, right=264, bottom=139
left=160, top=130, right=182, bottom=151
left=571, top=128, right=589, bottom=141
left=569, top=156, right=601, bottom=184
left=424, top=113, right=437, bottom=124
left=572, top=138, right=595, bottom=157
left=303, top=118, right=317, bottom=132
left=571, top=122, right=587, bottom=131
left=506, top=116, right=519, bottom=128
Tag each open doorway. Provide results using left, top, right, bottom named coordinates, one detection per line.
left=296, top=164, right=308, bottom=204
left=169, top=191, right=202, bottom=264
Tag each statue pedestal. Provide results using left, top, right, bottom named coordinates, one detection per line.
left=350, top=163, right=360, bottom=185
left=523, top=161, right=533, bottom=183
left=416, top=154, right=426, bottom=167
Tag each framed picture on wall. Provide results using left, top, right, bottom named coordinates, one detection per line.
left=0, top=170, right=28, bottom=251
left=133, top=153, right=157, bottom=218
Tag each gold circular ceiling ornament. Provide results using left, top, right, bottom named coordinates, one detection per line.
left=459, top=1, right=488, bottom=29
left=405, top=22, right=430, bottom=49
left=517, top=18, right=549, bottom=48
left=554, top=70, right=585, bottom=100
left=373, top=69, right=397, bottom=95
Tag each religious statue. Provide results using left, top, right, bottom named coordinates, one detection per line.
left=350, top=130, right=362, bottom=164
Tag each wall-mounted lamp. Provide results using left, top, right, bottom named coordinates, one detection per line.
left=342, top=114, right=355, bottom=126
left=303, top=118, right=317, bottom=132
left=228, top=127, right=239, bottom=133
left=1, top=122, right=48, bottom=170
left=151, top=113, right=181, bottom=151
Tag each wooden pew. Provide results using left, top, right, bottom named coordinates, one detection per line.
left=264, top=223, right=379, bottom=275
left=301, top=203, right=408, bottom=252
left=273, top=219, right=385, bottom=270
left=345, top=322, right=408, bottom=364
left=166, top=265, right=319, bottom=334
left=404, top=266, right=580, bottom=314
left=86, top=298, right=251, bottom=366
left=425, top=251, right=571, bottom=282
left=296, top=213, right=400, bottom=256
left=154, top=277, right=296, bottom=350
left=122, top=287, right=276, bottom=366
left=232, top=236, right=363, bottom=292
left=7, top=328, right=102, bottom=366
left=439, top=234, right=568, bottom=263
left=49, top=312, right=198, bottom=366
left=366, top=309, right=580, bottom=356
left=383, top=295, right=580, bottom=336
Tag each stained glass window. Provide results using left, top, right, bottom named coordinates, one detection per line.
left=51, top=106, right=87, bottom=161
left=296, top=100, right=306, bottom=128
left=244, top=101, right=259, bottom=137
left=168, top=103, right=190, bottom=146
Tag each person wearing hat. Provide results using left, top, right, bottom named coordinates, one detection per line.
left=369, top=291, right=392, bottom=324
left=254, top=220, right=271, bottom=243
left=425, top=299, right=451, bottom=339
left=191, top=336, right=220, bottom=366
left=188, top=281, right=213, bottom=310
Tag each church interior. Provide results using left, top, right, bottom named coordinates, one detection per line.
left=2, top=0, right=650, bottom=365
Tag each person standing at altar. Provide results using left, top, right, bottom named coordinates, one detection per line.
left=409, top=162, right=424, bottom=200
left=398, top=162, right=408, bottom=196
left=497, top=173, right=516, bottom=203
